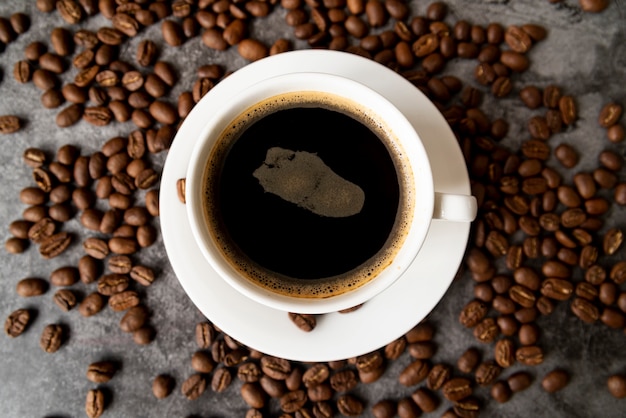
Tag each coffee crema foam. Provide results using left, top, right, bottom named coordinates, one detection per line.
left=202, top=91, right=415, bottom=299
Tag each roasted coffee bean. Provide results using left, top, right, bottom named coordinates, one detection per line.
left=457, top=347, right=480, bottom=373
left=491, top=380, right=511, bottom=403
left=426, top=363, right=451, bottom=391
left=23, top=148, right=47, bottom=168
left=610, top=261, right=626, bottom=284
left=255, top=375, right=282, bottom=398
left=129, top=265, right=154, bottom=287
left=515, top=345, right=544, bottom=366
left=238, top=38, right=269, bottom=62
left=541, top=278, right=573, bottom=301
left=497, top=316, right=519, bottom=337
left=599, top=282, right=618, bottom=305
left=594, top=167, right=618, bottom=189
left=122, top=206, right=148, bottom=227
left=473, top=317, right=499, bottom=343
left=84, top=237, right=109, bottom=259
left=459, top=300, right=488, bottom=327
left=598, top=103, right=622, bottom=127
left=80, top=208, right=103, bottom=231
left=10, top=220, right=33, bottom=239
left=28, top=217, right=55, bottom=243
left=603, top=228, right=624, bottom=255
left=261, top=356, right=291, bottom=380
left=475, top=361, right=501, bottom=386
left=162, top=19, right=184, bottom=46
left=149, top=100, right=177, bottom=125
left=109, top=192, right=131, bottom=210
left=79, top=292, right=105, bottom=317
left=77, top=255, right=99, bottom=284
left=506, top=371, right=533, bottom=394
left=50, top=266, right=79, bottom=287
left=86, top=361, right=117, bottom=383
left=85, top=388, right=105, bottom=418
left=580, top=0, right=610, bottom=13
left=4, top=309, right=31, bottom=337
left=13, top=60, right=31, bottom=83
left=241, top=382, right=266, bottom=408
left=279, top=390, right=307, bottom=413
left=56, top=0, right=83, bottom=24
left=607, top=375, right=626, bottom=399
left=182, top=373, right=207, bottom=400
left=109, top=92, right=129, bottom=111
left=40, top=323, right=64, bottom=353
left=33, top=69, right=60, bottom=91
left=330, top=369, right=358, bottom=392
left=53, top=289, right=77, bottom=311
left=396, top=397, right=420, bottom=418
left=599, top=150, right=623, bottom=172
left=600, top=308, right=625, bottom=329
left=238, top=362, right=263, bottom=383
left=0, top=114, right=22, bottom=134
left=73, top=187, right=94, bottom=209
left=494, top=338, right=516, bottom=368
left=153, top=375, right=174, bottom=399
left=399, top=359, right=429, bottom=386
left=97, top=274, right=129, bottom=296
left=336, top=394, right=363, bottom=417
left=607, top=124, right=625, bottom=143
left=541, top=369, right=569, bottom=393
left=107, top=255, right=133, bottom=274
left=5, top=237, right=27, bottom=254
left=16, top=278, right=48, bottom=297
left=20, top=187, right=46, bottom=206
left=112, top=12, right=139, bottom=37
left=554, top=143, right=578, bottom=168
left=411, top=388, right=439, bottom=413
left=559, top=95, right=577, bottom=124
left=83, top=106, right=112, bottom=126
left=133, top=326, right=155, bottom=345
left=97, top=27, right=124, bottom=46
left=302, top=364, right=330, bottom=388
left=120, top=305, right=148, bottom=333
left=108, top=237, right=138, bottom=254
left=136, top=224, right=157, bottom=248
left=39, top=53, right=66, bottom=74
left=56, top=104, right=83, bottom=127
left=48, top=162, right=72, bottom=184
left=211, top=367, right=232, bottom=392
left=40, top=232, right=72, bottom=259
left=442, top=377, right=472, bottom=401
left=109, top=290, right=140, bottom=312
left=519, top=86, right=542, bottom=109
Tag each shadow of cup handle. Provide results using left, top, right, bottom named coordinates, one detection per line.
left=433, top=192, right=478, bottom=222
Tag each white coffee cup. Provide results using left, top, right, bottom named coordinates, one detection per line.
left=185, top=71, right=476, bottom=314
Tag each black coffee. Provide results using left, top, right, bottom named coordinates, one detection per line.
left=203, top=92, right=413, bottom=298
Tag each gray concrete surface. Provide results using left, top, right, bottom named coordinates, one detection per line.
left=1, top=0, right=625, bottom=417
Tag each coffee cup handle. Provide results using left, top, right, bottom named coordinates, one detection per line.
left=433, top=192, right=478, bottom=222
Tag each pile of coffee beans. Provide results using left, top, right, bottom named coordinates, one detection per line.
left=1, top=0, right=624, bottom=417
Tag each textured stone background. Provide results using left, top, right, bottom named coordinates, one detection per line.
left=0, top=0, right=625, bottom=417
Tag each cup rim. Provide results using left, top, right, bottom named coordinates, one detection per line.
left=185, top=71, right=435, bottom=314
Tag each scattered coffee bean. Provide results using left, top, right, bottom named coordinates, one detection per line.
left=153, top=374, right=175, bottom=399
left=16, top=278, right=48, bottom=297
left=53, top=289, right=77, bottom=311
left=0, top=115, right=22, bottom=134
left=542, top=369, right=570, bottom=393
left=87, top=361, right=117, bottom=383
left=4, top=309, right=32, bottom=337
left=79, top=292, right=106, bottom=317
left=85, top=388, right=105, bottom=418
left=40, top=323, right=64, bottom=353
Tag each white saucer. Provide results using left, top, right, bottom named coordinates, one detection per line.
left=160, top=50, right=471, bottom=362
